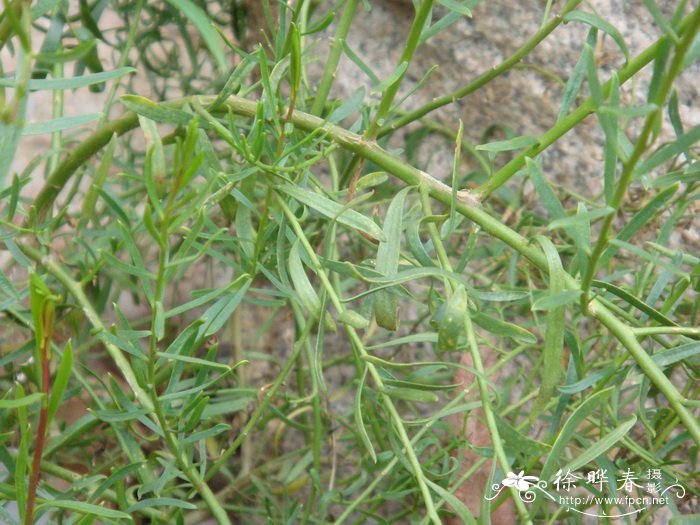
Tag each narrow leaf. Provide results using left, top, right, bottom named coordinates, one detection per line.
left=35, top=500, right=131, bottom=519
left=371, top=61, right=408, bottom=94
left=540, top=388, right=613, bottom=484
left=47, top=341, right=73, bottom=425
left=22, top=113, right=101, bottom=135
left=548, top=206, right=615, bottom=230
left=196, top=276, right=251, bottom=338
left=354, top=369, right=377, bottom=462
left=0, top=392, right=45, bottom=409
left=476, top=135, right=538, bottom=153
left=634, top=125, right=700, bottom=177
left=564, top=416, right=637, bottom=472
left=279, top=184, right=386, bottom=242
left=531, top=236, right=567, bottom=420
left=374, top=187, right=409, bottom=330
left=288, top=239, right=322, bottom=315
left=165, top=0, right=227, bottom=72
left=121, top=94, right=193, bottom=126
left=564, top=11, right=629, bottom=61
left=0, top=67, right=136, bottom=90
left=471, top=312, right=537, bottom=343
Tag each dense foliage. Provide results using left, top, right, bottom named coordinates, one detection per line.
left=1, top=1, right=699, bottom=523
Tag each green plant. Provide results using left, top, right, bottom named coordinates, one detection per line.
left=1, top=0, right=699, bottom=524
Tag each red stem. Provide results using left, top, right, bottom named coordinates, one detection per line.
left=25, top=329, right=51, bottom=525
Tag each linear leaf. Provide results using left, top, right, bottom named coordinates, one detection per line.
left=564, top=11, right=629, bottom=61
left=289, top=239, right=321, bottom=315
left=0, top=67, right=136, bottom=90
left=279, top=184, right=386, bottom=242
left=436, top=0, right=472, bottom=17
left=565, top=416, right=637, bottom=473
left=35, top=500, right=130, bottom=519
left=371, top=61, right=408, bottom=94
left=651, top=342, right=700, bottom=368
left=548, top=206, right=615, bottom=230
left=165, top=0, right=227, bottom=72
left=0, top=393, right=45, bottom=409
left=166, top=281, right=242, bottom=319
left=557, top=366, right=617, bottom=394
left=383, top=378, right=461, bottom=392
left=471, top=290, right=529, bottom=302
left=381, top=386, right=439, bottom=403
left=531, top=236, right=567, bottom=419
left=91, top=407, right=150, bottom=422
left=182, top=422, right=231, bottom=444
left=101, top=251, right=156, bottom=280
left=476, top=135, right=538, bottom=153
left=196, top=276, right=251, bottom=338
left=374, top=187, right=409, bottom=330
left=634, top=125, right=700, bottom=177
left=47, top=341, right=73, bottom=425
left=538, top=388, right=614, bottom=497
left=598, top=103, right=658, bottom=119
left=643, top=0, right=680, bottom=43
left=600, top=72, right=620, bottom=204
left=471, top=312, right=537, bottom=343
left=329, top=87, right=365, bottom=123
left=22, top=113, right=102, bottom=135
left=341, top=41, right=380, bottom=84
left=532, top=289, right=582, bottom=311
left=121, top=94, right=194, bottom=125
left=526, top=158, right=565, bottom=219
left=157, top=352, right=231, bottom=371
left=592, top=279, right=678, bottom=327
left=127, top=498, right=197, bottom=512
left=425, top=478, right=477, bottom=525
left=558, top=43, right=588, bottom=119
left=599, top=183, right=679, bottom=267
left=367, top=333, right=438, bottom=350
left=355, top=369, right=377, bottom=462
left=35, top=39, right=96, bottom=64
left=609, top=240, right=689, bottom=279
left=496, top=415, right=551, bottom=457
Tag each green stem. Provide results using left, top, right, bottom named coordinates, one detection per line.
left=206, top=312, right=315, bottom=479
left=98, top=0, right=145, bottom=125
left=419, top=185, right=455, bottom=281
left=277, top=196, right=441, bottom=524
left=592, top=304, right=700, bottom=446
left=633, top=327, right=700, bottom=337
left=27, top=91, right=700, bottom=448
left=463, top=308, right=533, bottom=525
left=48, top=59, right=64, bottom=176
left=476, top=7, right=698, bottom=199
left=365, top=0, right=434, bottom=137
left=29, top=112, right=139, bottom=225
left=20, top=243, right=153, bottom=411
left=0, top=456, right=162, bottom=521
left=0, top=0, right=24, bottom=51
left=309, top=0, right=359, bottom=116
left=333, top=392, right=471, bottom=524
left=417, top=186, right=530, bottom=523
left=25, top=303, right=53, bottom=525
left=377, top=0, right=581, bottom=138
left=145, top=178, right=232, bottom=525
left=580, top=5, right=700, bottom=307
